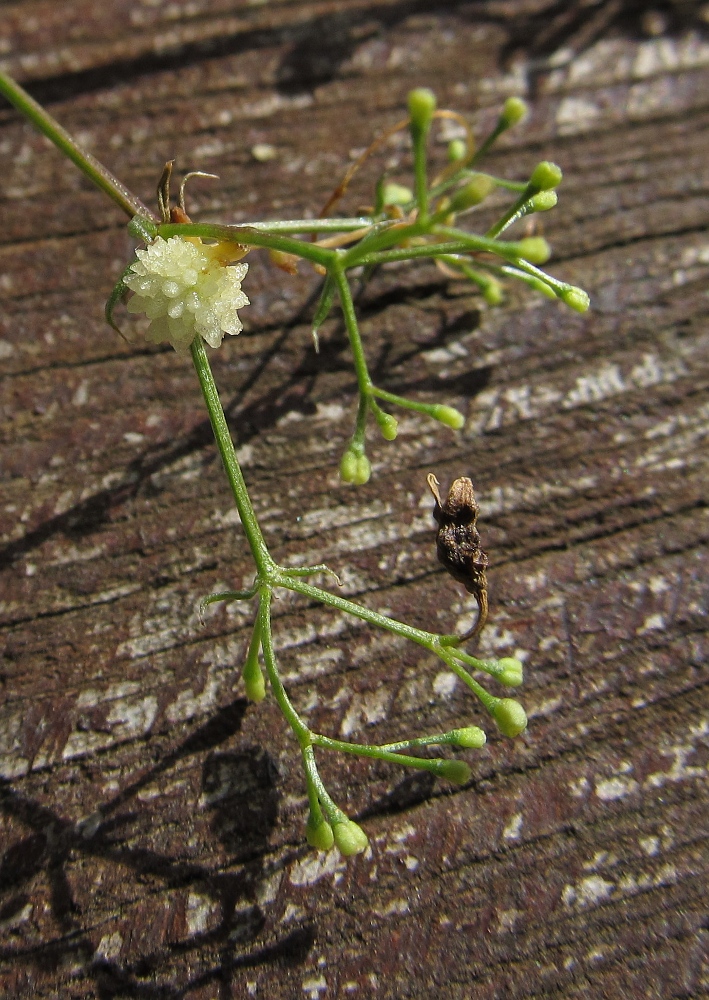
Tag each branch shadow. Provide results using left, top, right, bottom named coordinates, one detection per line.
left=0, top=701, right=312, bottom=998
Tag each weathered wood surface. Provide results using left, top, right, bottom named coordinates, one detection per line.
left=1, top=2, right=708, bottom=997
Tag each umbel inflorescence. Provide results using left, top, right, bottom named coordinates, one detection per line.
left=125, top=236, right=249, bottom=352
left=0, top=74, right=589, bottom=857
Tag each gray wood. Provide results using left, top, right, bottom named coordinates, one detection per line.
left=1, top=2, right=707, bottom=997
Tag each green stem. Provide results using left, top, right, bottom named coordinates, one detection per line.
left=331, top=259, right=373, bottom=397
left=370, top=386, right=441, bottom=418
left=437, top=651, right=498, bottom=713
left=312, top=733, right=453, bottom=777
left=410, top=121, right=430, bottom=221
left=341, top=219, right=425, bottom=268
left=158, top=222, right=334, bottom=268
left=258, top=592, right=311, bottom=747
left=190, top=337, right=274, bottom=575
left=302, top=746, right=330, bottom=823
left=276, top=573, right=439, bottom=652
left=486, top=186, right=534, bottom=239
left=0, top=70, right=154, bottom=220
left=301, top=748, right=348, bottom=825
left=241, top=218, right=372, bottom=234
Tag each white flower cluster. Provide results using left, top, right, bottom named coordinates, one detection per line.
left=125, top=236, right=249, bottom=352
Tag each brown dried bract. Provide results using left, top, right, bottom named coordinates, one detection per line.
left=427, top=473, right=488, bottom=640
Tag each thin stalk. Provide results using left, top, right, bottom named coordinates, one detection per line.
left=430, top=225, right=535, bottom=260
left=158, top=222, right=334, bottom=268
left=410, top=119, right=430, bottom=221
left=190, top=337, right=274, bottom=575
left=438, top=651, right=498, bottom=713
left=370, top=386, right=443, bottom=418
left=331, top=259, right=373, bottom=396
left=275, top=573, right=442, bottom=652
left=242, top=218, right=372, bottom=233
left=486, top=186, right=534, bottom=239
left=340, top=218, right=426, bottom=268
left=301, top=750, right=348, bottom=825
left=0, top=70, right=154, bottom=220
left=302, top=745, right=329, bottom=822
left=258, top=592, right=311, bottom=747
left=312, top=733, right=452, bottom=776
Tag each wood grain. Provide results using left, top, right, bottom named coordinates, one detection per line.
left=1, top=2, right=707, bottom=997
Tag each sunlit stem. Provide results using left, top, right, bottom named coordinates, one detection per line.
left=190, top=337, right=274, bottom=576
left=302, top=749, right=348, bottom=825
left=332, top=258, right=374, bottom=399
left=159, top=222, right=335, bottom=269
left=312, top=733, right=460, bottom=778
left=486, top=185, right=535, bottom=239
left=258, top=592, right=311, bottom=746
left=0, top=69, right=154, bottom=220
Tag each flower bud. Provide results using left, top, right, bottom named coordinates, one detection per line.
left=340, top=449, right=371, bottom=485
left=497, top=657, right=524, bottom=687
left=449, top=174, right=496, bottom=212
left=529, top=161, right=563, bottom=191
left=482, top=278, right=504, bottom=306
left=306, top=813, right=335, bottom=851
left=382, top=182, right=413, bottom=207
left=450, top=726, right=486, bottom=749
left=431, top=404, right=465, bottom=430
left=492, top=698, right=528, bottom=737
left=515, top=237, right=551, bottom=264
left=529, top=190, right=557, bottom=212
left=560, top=285, right=590, bottom=313
left=436, top=759, right=472, bottom=784
left=374, top=409, right=398, bottom=441
left=333, top=819, right=369, bottom=856
left=408, top=88, right=437, bottom=133
left=447, top=139, right=467, bottom=163
left=243, top=657, right=266, bottom=703
left=501, top=96, right=528, bottom=127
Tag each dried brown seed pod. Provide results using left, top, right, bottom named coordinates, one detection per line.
left=427, top=473, right=488, bottom=640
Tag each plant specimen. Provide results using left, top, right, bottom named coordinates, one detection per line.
left=0, top=75, right=588, bottom=856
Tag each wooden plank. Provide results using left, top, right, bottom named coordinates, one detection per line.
left=1, top=3, right=707, bottom=997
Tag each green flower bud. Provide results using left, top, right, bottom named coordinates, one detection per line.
left=560, top=285, right=590, bottom=313
left=492, top=698, right=528, bottom=737
left=451, top=726, right=486, bottom=749
left=447, top=138, right=467, bottom=162
left=530, top=161, right=563, bottom=191
left=515, top=237, right=551, bottom=264
left=483, top=278, right=504, bottom=306
left=431, top=404, right=465, bottom=430
left=354, top=454, right=371, bottom=485
left=374, top=409, right=399, bottom=441
left=501, top=96, right=528, bottom=127
left=408, top=88, right=437, bottom=132
left=449, top=174, right=496, bottom=211
left=339, top=449, right=358, bottom=483
left=243, top=655, right=266, bottom=703
left=497, top=657, right=524, bottom=687
left=340, top=449, right=371, bottom=485
left=529, top=190, right=557, bottom=212
left=333, top=819, right=369, bottom=857
left=436, top=759, right=472, bottom=784
left=306, top=813, right=335, bottom=851
left=382, top=182, right=413, bottom=207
